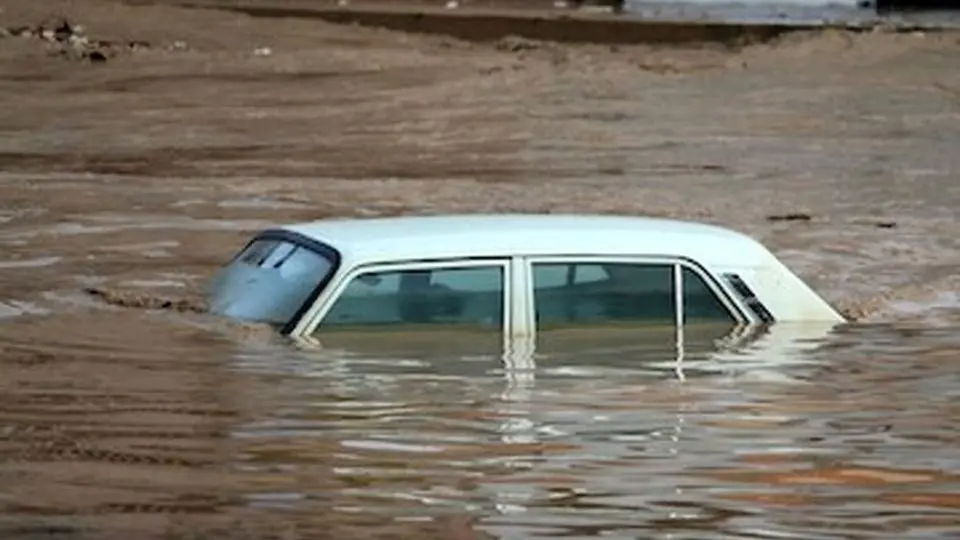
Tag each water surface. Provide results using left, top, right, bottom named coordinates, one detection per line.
left=1, top=308, right=957, bottom=539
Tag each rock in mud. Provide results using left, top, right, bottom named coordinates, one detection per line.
left=495, top=35, right=541, bottom=52
left=7, top=26, right=34, bottom=38
left=1, top=16, right=157, bottom=63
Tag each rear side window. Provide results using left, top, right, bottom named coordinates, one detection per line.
left=531, top=261, right=739, bottom=330
left=532, top=262, right=676, bottom=328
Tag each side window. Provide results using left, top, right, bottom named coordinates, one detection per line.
left=319, top=265, right=504, bottom=330
left=530, top=263, right=607, bottom=289
left=532, top=262, right=675, bottom=328
left=682, top=267, right=736, bottom=324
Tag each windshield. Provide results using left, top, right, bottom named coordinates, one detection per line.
left=207, top=232, right=338, bottom=328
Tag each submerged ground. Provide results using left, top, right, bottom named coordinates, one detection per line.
left=0, top=1, right=958, bottom=539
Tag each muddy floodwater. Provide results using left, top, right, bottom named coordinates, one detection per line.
left=1, top=0, right=960, bottom=539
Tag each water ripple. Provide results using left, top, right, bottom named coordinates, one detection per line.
left=0, top=312, right=957, bottom=539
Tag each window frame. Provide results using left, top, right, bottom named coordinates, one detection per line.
left=517, top=255, right=754, bottom=336
left=295, top=257, right=514, bottom=339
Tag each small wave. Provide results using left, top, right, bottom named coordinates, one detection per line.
left=82, top=286, right=208, bottom=313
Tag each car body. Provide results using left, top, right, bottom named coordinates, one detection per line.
left=206, top=214, right=846, bottom=349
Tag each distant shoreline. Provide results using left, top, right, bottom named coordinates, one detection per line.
left=151, top=0, right=960, bottom=47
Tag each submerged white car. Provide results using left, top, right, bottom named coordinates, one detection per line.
left=207, top=214, right=845, bottom=345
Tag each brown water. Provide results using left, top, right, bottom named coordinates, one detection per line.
left=1, top=308, right=959, bottom=539
left=2, top=0, right=960, bottom=538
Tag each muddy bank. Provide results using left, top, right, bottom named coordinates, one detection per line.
left=145, top=0, right=960, bottom=46
left=181, top=1, right=803, bottom=46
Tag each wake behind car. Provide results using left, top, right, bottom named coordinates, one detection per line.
left=206, top=214, right=845, bottom=342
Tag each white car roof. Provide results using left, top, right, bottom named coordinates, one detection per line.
left=280, top=214, right=774, bottom=268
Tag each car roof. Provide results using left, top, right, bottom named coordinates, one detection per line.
left=279, top=213, right=773, bottom=268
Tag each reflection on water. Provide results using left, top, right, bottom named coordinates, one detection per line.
left=1, top=311, right=958, bottom=539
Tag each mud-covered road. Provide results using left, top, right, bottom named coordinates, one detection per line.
left=1, top=1, right=959, bottom=539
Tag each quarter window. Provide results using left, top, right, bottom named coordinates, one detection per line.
left=318, top=265, right=505, bottom=330
left=682, top=267, right=737, bottom=324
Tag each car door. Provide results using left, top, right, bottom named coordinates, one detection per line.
left=519, top=255, right=751, bottom=368
left=298, top=258, right=517, bottom=358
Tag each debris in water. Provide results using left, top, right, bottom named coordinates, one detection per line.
left=766, top=212, right=813, bottom=222
left=875, top=221, right=897, bottom=229
left=83, top=286, right=208, bottom=314
left=569, top=0, right=626, bottom=13
left=0, top=300, right=49, bottom=319
left=0, top=16, right=179, bottom=63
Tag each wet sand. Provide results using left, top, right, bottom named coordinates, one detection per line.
left=1, top=1, right=959, bottom=538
